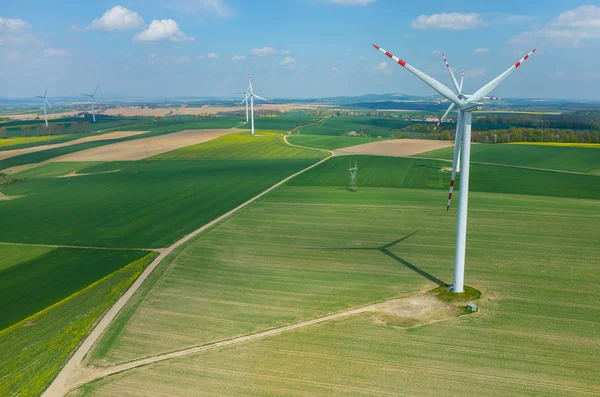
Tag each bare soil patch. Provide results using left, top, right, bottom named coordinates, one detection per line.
left=56, top=129, right=235, bottom=162
left=334, top=139, right=453, bottom=157
left=0, top=131, right=149, bottom=161
left=369, top=295, right=459, bottom=328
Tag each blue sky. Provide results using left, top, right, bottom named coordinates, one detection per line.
left=1, top=0, right=599, bottom=100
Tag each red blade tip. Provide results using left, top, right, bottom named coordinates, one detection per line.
left=372, top=44, right=380, bottom=50
left=532, top=48, right=536, bottom=52
left=446, top=206, right=450, bottom=212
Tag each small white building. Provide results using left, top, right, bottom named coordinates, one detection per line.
left=466, top=303, right=478, bottom=312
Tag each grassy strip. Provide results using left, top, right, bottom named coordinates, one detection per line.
left=0, top=252, right=158, bottom=397
left=0, top=248, right=149, bottom=330
left=287, top=135, right=385, bottom=150
left=419, top=143, right=600, bottom=174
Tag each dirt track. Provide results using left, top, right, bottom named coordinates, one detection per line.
left=55, top=129, right=236, bottom=162
left=0, top=131, right=149, bottom=161
left=334, top=139, right=453, bottom=157
left=42, top=153, right=333, bottom=397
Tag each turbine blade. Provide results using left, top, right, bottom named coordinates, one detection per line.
left=373, top=45, right=461, bottom=106
left=92, top=84, right=99, bottom=96
left=459, top=68, right=465, bottom=92
left=434, top=102, right=455, bottom=131
left=239, top=97, right=248, bottom=106
left=253, top=94, right=269, bottom=103
left=44, top=87, right=48, bottom=98
left=447, top=111, right=464, bottom=211
left=442, top=54, right=461, bottom=94
left=45, top=99, right=51, bottom=109
left=468, top=48, right=536, bottom=103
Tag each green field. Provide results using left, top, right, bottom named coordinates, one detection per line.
left=0, top=248, right=148, bottom=329
left=0, top=158, right=322, bottom=248
left=288, top=155, right=600, bottom=200
left=0, top=244, right=53, bottom=271
left=296, top=116, right=413, bottom=137
left=287, top=134, right=384, bottom=150
left=237, top=115, right=316, bottom=131
left=155, top=131, right=325, bottom=160
left=77, top=182, right=600, bottom=396
left=0, top=252, right=157, bottom=397
left=420, top=143, right=600, bottom=174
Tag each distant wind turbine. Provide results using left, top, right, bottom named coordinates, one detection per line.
left=373, top=43, right=536, bottom=293
left=82, top=84, right=100, bottom=122
left=236, top=72, right=270, bottom=135
left=35, top=88, right=51, bottom=128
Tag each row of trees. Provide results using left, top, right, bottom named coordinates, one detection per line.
left=409, top=126, right=600, bottom=144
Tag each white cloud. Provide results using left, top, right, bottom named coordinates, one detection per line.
left=199, top=52, right=220, bottom=59
left=411, top=12, right=488, bottom=30
left=432, top=50, right=441, bottom=55
left=280, top=56, right=296, bottom=67
left=375, top=61, right=392, bottom=74
left=164, top=0, right=234, bottom=17
left=251, top=46, right=277, bottom=56
left=358, top=56, right=366, bottom=61
left=0, top=17, right=32, bottom=46
left=510, top=5, right=600, bottom=48
left=232, top=55, right=246, bottom=61
left=44, top=48, right=68, bottom=56
left=465, top=68, right=486, bottom=77
left=281, top=49, right=291, bottom=55
left=474, top=48, right=490, bottom=54
left=174, top=55, right=192, bottom=64
left=87, top=6, right=144, bottom=31
left=324, top=0, right=376, bottom=5
left=0, top=17, right=30, bottom=32
left=134, top=19, right=194, bottom=42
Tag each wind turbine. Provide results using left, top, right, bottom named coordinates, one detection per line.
left=82, top=84, right=100, bottom=122
left=235, top=89, right=250, bottom=123
left=35, top=88, right=51, bottom=128
left=373, top=43, right=535, bottom=293
left=236, top=72, right=270, bottom=135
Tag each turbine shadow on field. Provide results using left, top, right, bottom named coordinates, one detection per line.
left=315, top=231, right=446, bottom=287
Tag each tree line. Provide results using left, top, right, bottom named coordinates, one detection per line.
left=407, top=126, right=600, bottom=144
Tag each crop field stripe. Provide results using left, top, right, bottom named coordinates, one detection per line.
left=0, top=241, right=158, bottom=251
left=0, top=252, right=158, bottom=397
left=0, top=248, right=150, bottom=329
left=0, top=253, right=157, bottom=337
left=42, top=153, right=332, bottom=397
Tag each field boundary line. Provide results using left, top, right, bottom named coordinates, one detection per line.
left=409, top=155, right=596, bottom=176
left=0, top=241, right=161, bottom=252
left=42, top=151, right=332, bottom=397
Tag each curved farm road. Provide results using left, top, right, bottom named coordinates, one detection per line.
left=42, top=141, right=333, bottom=397
left=56, top=294, right=460, bottom=393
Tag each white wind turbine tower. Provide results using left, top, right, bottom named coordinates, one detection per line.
left=35, top=88, right=51, bottom=128
left=236, top=72, right=270, bottom=135
left=373, top=43, right=535, bottom=293
left=82, top=84, right=100, bottom=122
